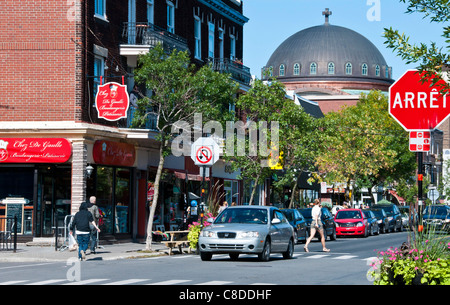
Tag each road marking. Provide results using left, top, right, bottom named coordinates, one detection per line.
left=332, top=255, right=358, bottom=260
left=196, top=280, right=232, bottom=285
left=0, top=280, right=29, bottom=285
left=306, top=254, right=330, bottom=259
left=103, top=279, right=149, bottom=285
left=63, top=279, right=108, bottom=285
left=26, top=279, right=66, bottom=285
left=149, top=279, right=192, bottom=285
left=250, top=283, right=276, bottom=285
left=0, top=263, right=55, bottom=270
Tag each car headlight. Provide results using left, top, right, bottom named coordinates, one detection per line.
left=201, top=230, right=217, bottom=238
left=356, top=222, right=364, bottom=227
left=388, top=217, right=393, bottom=221
left=237, top=231, right=259, bottom=238
left=377, top=220, right=382, bottom=224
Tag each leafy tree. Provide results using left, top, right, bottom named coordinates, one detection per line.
left=383, top=0, right=450, bottom=93
left=315, top=91, right=416, bottom=202
left=133, top=44, right=239, bottom=250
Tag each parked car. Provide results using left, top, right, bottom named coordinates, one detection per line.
left=334, top=209, right=370, bottom=237
left=281, top=209, right=309, bottom=244
left=370, top=208, right=390, bottom=233
left=371, top=204, right=403, bottom=232
left=299, top=207, right=337, bottom=241
left=198, top=206, right=295, bottom=261
left=362, top=209, right=380, bottom=235
left=399, top=206, right=410, bottom=229
left=422, top=205, right=450, bottom=233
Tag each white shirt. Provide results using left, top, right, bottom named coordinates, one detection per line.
left=311, top=205, right=321, bottom=221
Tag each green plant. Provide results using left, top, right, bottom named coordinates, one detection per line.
left=187, top=224, right=202, bottom=249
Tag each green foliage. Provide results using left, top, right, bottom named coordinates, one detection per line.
left=383, top=0, right=450, bottom=94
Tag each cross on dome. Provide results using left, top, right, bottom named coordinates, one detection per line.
left=322, top=8, right=332, bottom=24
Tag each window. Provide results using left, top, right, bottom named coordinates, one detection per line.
left=224, top=180, right=239, bottom=205
left=230, top=34, right=236, bottom=61
left=310, top=62, right=317, bottom=75
left=293, top=63, right=300, bottom=75
left=218, top=28, right=224, bottom=59
left=269, top=66, right=273, bottom=77
left=345, top=62, right=352, bottom=75
left=279, top=64, right=285, bottom=76
left=208, top=22, right=215, bottom=59
left=167, top=1, right=175, bottom=33
left=194, top=17, right=201, bottom=59
left=328, top=62, right=335, bottom=74
left=93, top=56, right=105, bottom=98
left=95, top=0, right=106, bottom=18
left=375, top=65, right=380, bottom=76
left=362, top=63, right=368, bottom=75
left=147, top=0, right=154, bottom=24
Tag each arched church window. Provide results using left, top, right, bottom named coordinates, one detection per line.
left=279, top=64, right=285, bottom=76
left=362, top=63, right=368, bottom=76
left=375, top=65, right=380, bottom=76
left=328, top=62, right=335, bottom=74
left=293, top=63, right=300, bottom=75
left=345, top=62, right=352, bottom=75
left=310, top=62, right=317, bottom=75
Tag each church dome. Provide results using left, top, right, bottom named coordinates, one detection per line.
left=264, top=20, right=393, bottom=87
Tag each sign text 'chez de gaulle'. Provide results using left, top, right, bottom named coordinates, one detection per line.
left=95, top=82, right=130, bottom=121
left=0, top=138, right=72, bottom=163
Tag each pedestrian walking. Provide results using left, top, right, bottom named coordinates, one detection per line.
left=88, top=196, right=101, bottom=254
left=304, top=199, right=330, bottom=253
left=70, top=202, right=101, bottom=261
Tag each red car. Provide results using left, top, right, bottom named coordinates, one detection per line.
left=334, top=209, right=369, bottom=237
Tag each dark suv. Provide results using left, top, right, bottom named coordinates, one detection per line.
left=371, top=204, right=403, bottom=232
left=299, top=207, right=337, bottom=241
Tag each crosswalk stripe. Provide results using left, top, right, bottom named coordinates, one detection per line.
left=0, top=280, right=29, bottom=285
left=196, top=281, right=232, bottom=285
left=26, top=279, right=66, bottom=285
left=102, top=279, right=149, bottom=285
left=63, top=279, right=108, bottom=285
left=333, top=255, right=358, bottom=260
left=148, top=279, right=192, bottom=285
left=306, top=254, right=330, bottom=259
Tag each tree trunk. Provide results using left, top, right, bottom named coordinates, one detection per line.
left=248, top=172, right=261, bottom=205
left=289, top=181, right=298, bottom=209
left=145, top=139, right=166, bottom=251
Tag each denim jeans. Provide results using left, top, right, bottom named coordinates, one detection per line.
left=77, top=233, right=90, bottom=259
left=89, top=229, right=97, bottom=252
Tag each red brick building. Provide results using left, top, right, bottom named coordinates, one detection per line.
left=0, top=0, right=249, bottom=241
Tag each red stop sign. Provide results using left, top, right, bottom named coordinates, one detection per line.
left=389, top=70, right=449, bottom=131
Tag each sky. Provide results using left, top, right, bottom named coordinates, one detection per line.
left=242, top=0, right=448, bottom=81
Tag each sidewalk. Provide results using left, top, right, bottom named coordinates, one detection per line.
left=0, top=241, right=182, bottom=263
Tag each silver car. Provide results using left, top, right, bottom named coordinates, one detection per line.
left=198, top=206, right=295, bottom=261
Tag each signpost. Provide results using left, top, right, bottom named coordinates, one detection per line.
left=389, top=69, right=449, bottom=224
left=190, top=137, right=220, bottom=226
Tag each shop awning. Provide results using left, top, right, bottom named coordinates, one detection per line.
left=389, top=190, right=405, bottom=205
left=174, top=171, right=210, bottom=181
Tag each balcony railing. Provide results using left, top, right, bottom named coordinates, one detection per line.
left=208, top=58, right=252, bottom=86
left=121, top=22, right=189, bottom=54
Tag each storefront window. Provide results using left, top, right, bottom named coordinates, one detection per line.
left=90, top=166, right=132, bottom=235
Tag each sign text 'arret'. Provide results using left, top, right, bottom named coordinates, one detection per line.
left=389, top=70, right=449, bottom=131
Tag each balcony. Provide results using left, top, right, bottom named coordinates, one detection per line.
left=208, top=58, right=252, bottom=86
left=120, top=22, right=189, bottom=66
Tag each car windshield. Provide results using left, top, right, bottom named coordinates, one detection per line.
left=336, top=210, right=362, bottom=219
left=424, top=206, right=449, bottom=216
left=215, top=208, right=268, bottom=224
left=282, top=210, right=295, bottom=222
left=371, top=210, right=384, bottom=218
left=375, top=206, right=394, bottom=216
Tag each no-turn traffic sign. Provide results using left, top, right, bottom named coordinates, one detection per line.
left=191, top=137, right=220, bottom=166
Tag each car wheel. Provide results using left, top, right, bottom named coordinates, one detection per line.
left=302, top=230, right=309, bottom=244
left=229, top=253, right=239, bottom=260
left=293, top=230, right=298, bottom=244
left=398, top=223, right=403, bottom=232
left=283, top=239, right=294, bottom=259
left=200, top=251, right=212, bottom=261
left=258, top=239, right=271, bottom=262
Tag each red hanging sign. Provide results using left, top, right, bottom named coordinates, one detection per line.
left=95, top=82, right=130, bottom=121
left=92, top=140, right=136, bottom=167
left=0, top=138, right=72, bottom=163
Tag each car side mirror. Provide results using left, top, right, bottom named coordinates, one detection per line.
left=271, top=218, right=281, bottom=225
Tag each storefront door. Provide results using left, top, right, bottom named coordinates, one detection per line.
left=36, top=166, right=71, bottom=237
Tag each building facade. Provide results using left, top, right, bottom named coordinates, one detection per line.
left=0, top=0, right=250, bottom=241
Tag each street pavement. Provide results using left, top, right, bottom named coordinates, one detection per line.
left=0, top=240, right=176, bottom=262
